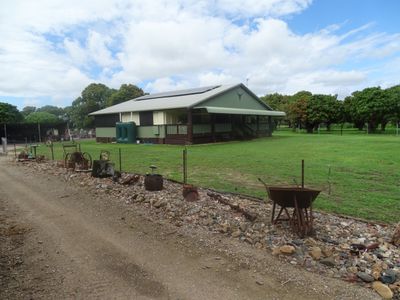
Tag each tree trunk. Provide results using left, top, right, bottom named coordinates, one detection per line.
left=368, top=121, right=377, bottom=133
left=326, top=123, right=331, bottom=131
left=381, top=121, right=388, bottom=131
left=355, top=121, right=364, bottom=131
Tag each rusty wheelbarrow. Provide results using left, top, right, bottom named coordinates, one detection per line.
left=258, top=178, right=320, bottom=237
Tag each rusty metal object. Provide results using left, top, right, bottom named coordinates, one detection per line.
left=259, top=179, right=320, bottom=237
left=183, top=184, right=199, bottom=202
left=144, top=174, right=163, bottom=191
left=91, top=160, right=115, bottom=178
left=64, top=151, right=92, bottom=171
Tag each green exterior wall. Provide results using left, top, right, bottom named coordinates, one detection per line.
left=96, top=127, right=116, bottom=138
left=96, top=125, right=166, bottom=139
left=137, top=125, right=166, bottom=138
left=201, top=87, right=266, bottom=110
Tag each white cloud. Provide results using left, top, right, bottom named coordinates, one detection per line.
left=0, top=0, right=399, bottom=109
left=198, top=72, right=238, bottom=86
left=145, top=77, right=191, bottom=93
left=214, top=0, right=312, bottom=18
left=87, top=30, right=117, bottom=68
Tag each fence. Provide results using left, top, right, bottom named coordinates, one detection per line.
left=277, top=125, right=400, bottom=136
left=0, top=122, right=68, bottom=143
left=29, top=135, right=400, bottom=223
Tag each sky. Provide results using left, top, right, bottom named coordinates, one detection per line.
left=1, top=0, right=399, bottom=110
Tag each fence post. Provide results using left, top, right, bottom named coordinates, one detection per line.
left=119, top=148, right=122, bottom=172
left=51, top=143, right=54, bottom=160
left=183, top=148, right=187, bottom=184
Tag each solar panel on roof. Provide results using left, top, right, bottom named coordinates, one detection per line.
left=135, top=85, right=220, bottom=101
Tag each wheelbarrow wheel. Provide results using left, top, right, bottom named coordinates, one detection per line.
left=82, top=152, right=92, bottom=169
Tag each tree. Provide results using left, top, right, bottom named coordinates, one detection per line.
left=351, top=87, right=391, bottom=132
left=107, top=84, right=144, bottom=106
left=307, top=94, right=341, bottom=131
left=0, top=102, right=23, bottom=123
left=24, top=112, right=60, bottom=124
left=287, top=91, right=312, bottom=132
left=386, top=85, right=400, bottom=125
left=69, top=83, right=116, bottom=129
left=22, top=106, right=37, bottom=117
left=343, top=96, right=364, bottom=130
left=37, top=105, right=65, bottom=117
left=260, top=93, right=292, bottom=126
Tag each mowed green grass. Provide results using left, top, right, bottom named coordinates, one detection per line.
left=37, top=131, right=400, bottom=223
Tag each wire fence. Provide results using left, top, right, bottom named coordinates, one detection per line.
left=14, top=135, right=400, bottom=223
left=277, top=125, right=400, bottom=136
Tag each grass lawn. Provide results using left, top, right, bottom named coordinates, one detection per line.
left=36, top=131, right=400, bottom=223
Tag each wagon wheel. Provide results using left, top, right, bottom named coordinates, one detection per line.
left=82, top=152, right=92, bottom=168
left=64, top=152, right=71, bottom=168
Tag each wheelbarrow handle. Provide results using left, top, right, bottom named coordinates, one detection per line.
left=257, top=177, right=268, bottom=189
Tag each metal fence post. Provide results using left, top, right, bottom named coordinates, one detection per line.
left=51, top=143, right=54, bottom=160
left=183, top=147, right=187, bottom=184
left=119, top=148, right=122, bottom=172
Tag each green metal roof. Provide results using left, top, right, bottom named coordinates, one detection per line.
left=89, top=83, right=285, bottom=117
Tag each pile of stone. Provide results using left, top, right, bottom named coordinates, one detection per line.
left=22, top=160, right=400, bottom=299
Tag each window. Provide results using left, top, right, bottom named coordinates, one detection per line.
left=139, top=111, right=153, bottom=126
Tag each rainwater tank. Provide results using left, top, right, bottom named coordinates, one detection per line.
left=116, top=122, right=136, bottom=143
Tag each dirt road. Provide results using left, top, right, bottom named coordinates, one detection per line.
left=0, top=156, right=378, bottom=299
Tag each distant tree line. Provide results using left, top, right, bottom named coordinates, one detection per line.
left=261, top=85, right=400, bottom=133
left=2, top=83, right=399, bottom=133
left=0, top=83, right=144, bottom=129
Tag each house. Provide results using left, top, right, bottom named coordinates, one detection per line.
left=89, top=83, right=285, bottom=144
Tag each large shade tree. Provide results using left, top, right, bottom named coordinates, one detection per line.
left=107, top=84, right=144, bottom=106
left=69, top=83, right=116, bottom=129
left=350, top=87, right=391, bottom=132
left=287, top=91, right=312, bottom=131
left=24, top=112, right=60, bottom=124
left=387, top=85, right=400, bottom=125
left=37, top=105, right=65, bottom=117
left=306, top=94, right=342, bottom=132
left=260, top=93, right=292, bottom=126
left=22, top=106, right=37, bottom=117
left=0, top=102, right=23, bottom=123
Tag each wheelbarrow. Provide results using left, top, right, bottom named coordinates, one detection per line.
left=258, top=178, right=321, bottom=237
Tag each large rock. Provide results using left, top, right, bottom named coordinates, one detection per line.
left=279, top=245, right=296, bottom=255
left=309, top=247, right=322, bottom=260
left=357, top=272, right=374, bottom=283
left=381, top=270, right=397, bottom=284
left=372, top=281, right=393, bottom=299
left=372, top=263, right=383, bottom=280
left=320, top=257, right=336, bottom=267
left=392, top=223, right=400, bottom=246
left=231, top=230, right=241, bottom=238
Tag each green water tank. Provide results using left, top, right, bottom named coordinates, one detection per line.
left=116, top=122, right=136, bottom=143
